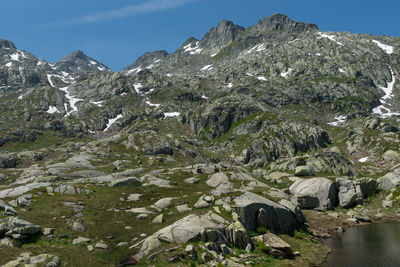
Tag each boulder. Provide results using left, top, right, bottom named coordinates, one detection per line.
left=0, top=217, right=41, bottom=237
left=194, top=195, right=214, bottom=208
left=224, top=221, right=252, bottom=249
left=233, top=192, right=304, bottom=235
left=0, top=153, right=17, bottom=168
left=140, top=212, right=226, bottom=255
left=151, top=197, right=174, bottom=212
left=109, top=177, right=141, bottom=187
left=336, top=178, right=360, bottom=208
left=295, top=166, right=314, bottom=176
left=289, top=177, right=337, bottom=211
left=252, top=232, right=292, bottom=258
left=152, top=214, right=165, bottom=224
left=355, top=177, right=378, bottom=198
left=378, top=172, right=400, bottom=190
left=383, top=150, right=400, bottom=161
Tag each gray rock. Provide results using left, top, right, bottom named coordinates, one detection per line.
left=151, top=197, right=174, bottom=212
left=289, top=177, right=337, bottom=211
left=194, top=195, right=214, bottom=208
left=0, top=153, right=17, bottom=168
left=294, top=166, right=314, bottom=176
left=152, top=214, right=165, bottom=224
left=109, top=177, right=141, bottom=187
left=127, top=193, right=142, bottom=201
left=176, top=204, right=192, bottom=213
left=72, top=236, right=91, bottom=245
left=94, top=241, right=108, bottom=249
left=336, top=178, right=360, bottom=208
left=378, top=172, right=400, bottom=190
left=72, top=220, right=86, bottom=232
left=233, top=191, right=304, bottom=234
left=355, top=177, right=378, bottom=198
left=0, top=217, right=41, bottom=236
left=383, top=150, right=400, bottom=161
left=224, top=221, right=252, bottom=249
left=184, top=177, right=200, bottom=184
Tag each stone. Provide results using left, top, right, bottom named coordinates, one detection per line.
left=109, top=177, right=141, bottom=187
left=117, top=242, right=129, bottom=247
left=136, top=213, right=149, bottom=220
left=151, top=197, right=174, bottom=212
left=289, top=177, right=337, bottom=211
left=294, top=166, right=314, bottom=176
left=355, top=177, right=378, bottom=198
left=72, top=236, right=91, bottom=245
left=383, top=150, right=400, bottom=161
left=87, top=245, right=94, bottom=251
left=194, top=195, right=214, bottom=208
left=233, top=191, right=304, bottom=235
left=0, top=153, right=17, bottom=168
left=176, top=204, right=192, bottom=213
left=72, top=220, right=86, bottom=232
left=139, top=212, right=226, bottom=255
left=336, top=178, right=360, bottom=208
left=252, top=233, right=292, bottom=258
left=152, top=214, right=165, bottom=224
left=43, top=228, right=55, bottom=236
left=127, top=193, right=142, bottom=201
left=378, top=172, right=400, bottom=190
left=224, top=221, right=252, bottom=249
left=0, top=237, right=13, bottom=247
left=94, top=241, right=108, bottom=249
left=0, top=217, right=42, bottom=236
left=184, top=177, right=199, bottom=184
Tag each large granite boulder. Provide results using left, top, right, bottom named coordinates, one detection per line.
left=336, top=178, right=360, bottom=208
left=378, top=172, right=400, bottom=190
left=224, top=221, right=252, bottom=249
left=233, top=191, right=304, bottom=235
left=289, top=177, right=337, bottom=211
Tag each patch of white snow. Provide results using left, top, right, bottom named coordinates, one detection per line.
left=46, top=106, right=60, bottom=114
left=280, top=68, right=292, bottom=78
left=201, top=65, right=213, bottom=71
left=358, top=157, right=368, bottom=163
left=103, top=114, right=123, bottom=132
left=317, top=32, right=344, bottom=46
left=164, top=112, right=180, bottom=118
left=372, top=40, right=394, bottom=54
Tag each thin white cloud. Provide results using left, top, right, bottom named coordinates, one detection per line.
left=45, top=0, right=201, bottom=28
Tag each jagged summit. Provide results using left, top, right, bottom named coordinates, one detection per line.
left=0, top=39, right=16, bottom=49
left=54, top=50, right=111, bottom=74
left=255, top=13, right=318, bottom=32
left=123, top=50, right=168, bottom=75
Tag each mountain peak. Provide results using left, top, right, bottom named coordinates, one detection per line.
left=54, top=50, right=110, bottom=73
left=256, top=13, right=318, bottom=32
left=0, top=39, right=16, bottom=49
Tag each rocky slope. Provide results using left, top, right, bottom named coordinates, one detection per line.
left=0, top=13, right=400, bottom=267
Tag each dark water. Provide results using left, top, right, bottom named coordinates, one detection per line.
left=323, top=223, right=400, bottom=267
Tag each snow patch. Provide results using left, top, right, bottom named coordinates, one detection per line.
left=145, top=100, right=160, bottom=107
left=18, top=95, right=23, bottom=100
left=103, top=114, right=123, bottom=132
left=47, top=74, right=55, bottom=87
left=201, top=65, right=213, bottom=71
left=339, top=68, right=347, bottom=74
left=288, top=39, right=299, bottom=44
left=126, top=66, right=142, bottom=75
left=317, top=32, right=343, bottom=46
left=257, top=76, right=267, bottom=81
left=372, top=40, right=394, bottom=54
left=10, top=53, right=20, bottom=61
left=201, top=95, right=208, bottom=99
left=164, top=112, right=180, bottom=118
left=184, top=41, right=202, bottom=55
left=5, top=62, right=12, bottom=68
left=227, top=83, right=233, bottom=88
left=280, top=68, right=292, bottom=78
left=327, top=115, right=346, bottom=126
left=97, top=66, right=106, bottom=71
left=90, top=100, right=104, bottom=107
left=59, top=86, right=83, bottom=116
left=245, top=44, right=266, bottom=55
left=358, top=157, right=368, bottom=163
left=133, top=83, right=142, bottom=94
left=166, top=73, right=172, bottom=77
left=89, top=60, right=97, bottom=65
left=46, top=106, right=60, bottom=114
left=211, top=53, right=218, bottom=57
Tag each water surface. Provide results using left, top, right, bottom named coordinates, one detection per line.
left=324, top=223, right=400, bottom=267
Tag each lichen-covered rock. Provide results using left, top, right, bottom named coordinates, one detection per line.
left=289, top=177, right=337, bottom=211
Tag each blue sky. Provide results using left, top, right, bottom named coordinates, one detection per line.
left=1, top=0, right=399, bottom=70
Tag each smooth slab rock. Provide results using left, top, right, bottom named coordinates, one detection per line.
left=207, top=172, right=231, bottom=187
left=294, top=166, right=314, bottom=176
left=152, top=214, right=165, bottom=224
left=95, top=241, right=108, bottom=249
left=289, top=177, right=337, bottom=211
left=0, top=183, right=50, bottom=199
left=151, top=197, right=174, bottom=211
left=127, top=193, right=142, bottom=201
left=336, top=178, right=360, bottom=208
left=184, top=177, right=199, bottom=184
left=140, top=212, right=226, bottom=254
left=383, top=150, right=400, bottom=161
left=109, top=177, right=141, bottom=187
left=72, top=236, right=91, bottom=245
left=233, top=191, right=304, bottom=234
left=378, top=172, right=400, bottom=190
left=176, top=204, right=192, bottom=213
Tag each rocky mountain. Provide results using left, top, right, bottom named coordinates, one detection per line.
left=0, top=13, right=400, bottom=267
